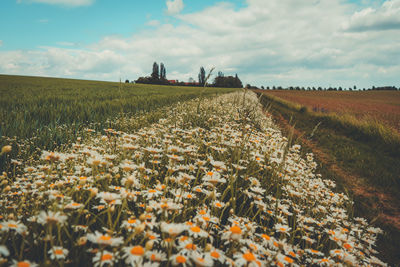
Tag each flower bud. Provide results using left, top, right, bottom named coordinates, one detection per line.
left=135, top=223, right=146, bottom=234
left=1, top=145, right=12, bottom=154
left=145, top=240, right=154, bottom=251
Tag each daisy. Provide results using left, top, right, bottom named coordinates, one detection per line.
left=209, top=160, right=227, bottom=172
left=222, top=224, right=243, bottom=241
left=178, top=239, right=199, bottom=254
left=275, top=223, right=291, bottom=235
left=97, top=192, right=122, bottom=206
left=92, top=250, right=116, bottom=267
left=48, top=246, right=69, bottom=260
left=206, top=248, right=226, bottom=264
left=170, top=254, right=189, bottom=266
left=234, top=250, right=262, bottom=267
left=1, top=220, right=28, bottom=235
left=191, top=252, right=214, bottom=267
left=86, top=231, right=123, bottom=247
left=202, top=170, right=226, bottom=185
left=161, top=222, right=187, bottom=238
left=145, top=250, right=167, bottom=263
left=312, top=258, right=335, bottom=266
left=305, top=248, right=325, bottom=257
left=10, top=260, right=38, bottom=267
left=143, top=188, right=163, bottom=199
left=64, top=202, right=84, bottom=210
left=123, top=245, right=146, bottom=266
left=121, top=218, right=140, bottom=231
left=275, top=253, right=296, bottom=266
left=212, top=200, right=226, bottom=209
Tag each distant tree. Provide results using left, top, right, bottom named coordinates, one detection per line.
left=234, top=74, right=243, bottom=88
left=213, top=72, right=243, bottom=88
left=198, top=67, right=206, bottom=86
left=261, top=86, right=265, bottom=90
left=151, top=62, right=159, bottom=80
left=160, top=63, right=166, bottom=80
left=353, top=85, right=357, bottom=90
left=125, top=79, right=130, bottom=83
left=188, top=77, right=195, bottom=83
left=338, top=87, right=342, bottom=91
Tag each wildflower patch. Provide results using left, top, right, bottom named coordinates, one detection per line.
left=0, top=91, right=386, bottom=266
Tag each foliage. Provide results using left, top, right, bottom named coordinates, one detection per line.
left=160, top=63, right=166, bottom=80
left=151, top=62, right=159, bottom=80
left=198, top=67, right=206, bottom=87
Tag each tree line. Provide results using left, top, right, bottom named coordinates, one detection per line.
left=133, top=62, right=243, bottom=88
left=248, top=84, right=399, bottom=91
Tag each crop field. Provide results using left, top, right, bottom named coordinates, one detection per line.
left=0, top=77, right=389, bottom=266
left=0, top=75, right=236, bottom=173
left=262, top=90, right=400, bottom=133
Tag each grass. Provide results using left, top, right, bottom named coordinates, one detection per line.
left=255, top=90, right=400, bottom=266
left=0, top=74, right=237, bottom=172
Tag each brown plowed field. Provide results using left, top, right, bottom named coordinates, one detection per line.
left=263, top=90, right=400, bottom=132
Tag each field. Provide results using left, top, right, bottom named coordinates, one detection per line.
left=263, top=90, right=400, bottom=133
left=0, top=77, right=391, bottom=266
left=255, top=89, right=400, bottom=265
left=0, top=75, right=236, bottom=172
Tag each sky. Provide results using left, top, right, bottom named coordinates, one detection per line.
left=0, top=0, right=399, bottom=88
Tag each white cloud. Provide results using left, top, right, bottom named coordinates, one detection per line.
left=1, top=0, right=399, bottom=88
left=21, top=0, right=95, bottom=7
left=147, top=20, right=160, bottom=27
left=56, top=41, right=76, bottom=46
left=166, top=0, right=184, bottom=15
left=343, top=0, right=400, bottom=31
left=0, top=40, right=3, bottom=47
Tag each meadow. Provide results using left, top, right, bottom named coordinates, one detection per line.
left=0, top=88, right=388, bottom=266
left=0, top=75, right=236, bottom=173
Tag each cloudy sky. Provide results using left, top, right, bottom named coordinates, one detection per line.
left=0, top=0, right=399, bottom=88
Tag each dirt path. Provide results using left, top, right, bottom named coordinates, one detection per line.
left=272, top=112, right=400, bottom=231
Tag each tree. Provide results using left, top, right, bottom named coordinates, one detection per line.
left=151, top=62, right=159, bottom=80
left=214, top=73, right=243, bottom=88
left=160, top=63, right=166, bottom=80
left=234, top=74, right=243, bottom=88
left=198, top=67, right=206, bottom=86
